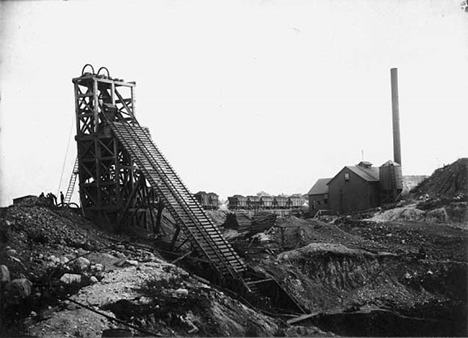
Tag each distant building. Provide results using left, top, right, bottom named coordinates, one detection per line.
left=328, top=161, right=381, bottom=213
left=308, top=178, right=332, bottom=216
left=227, top=195, right=247, bottom=209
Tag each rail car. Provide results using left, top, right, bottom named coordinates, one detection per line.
left=227, top=195, right=247, bottom=210
left=193, top=191, right=219, bottom=210
left=246, top=195, right=261, bottom=210
left=287, top=195, right=303, bottom=208
left=260, top=196, right=273, bottom=209
left=228, top=194, right=305, bottom=210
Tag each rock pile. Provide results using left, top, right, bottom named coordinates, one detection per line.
left=411, top=158, right=468, bottom=200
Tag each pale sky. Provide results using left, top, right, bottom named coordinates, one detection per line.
left=1, top=0, right=467, bottom=206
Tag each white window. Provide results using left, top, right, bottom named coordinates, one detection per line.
left=344, top=173, right=350, bottom=181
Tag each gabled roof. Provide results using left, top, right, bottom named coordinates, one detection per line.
left=308, top=178, right=332, bottom=195
left=380, top=159, right=401, bottom=167
left=344, top=165, right=380, bottom=182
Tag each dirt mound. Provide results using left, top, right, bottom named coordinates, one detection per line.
left=28, top=259, right=301, bottom=338
left=260, top=242, right=467, bottom=336
left=0, top=202, right=116, bottom=281
left=412, top=158, right=468, bottom=200
left=205, top=209, right=229, bottom=226
left=367, top=202, right=468, bottom=226
left=272, top=216, right=382, bottom=252
left=1, top=199, right=329, bottom=337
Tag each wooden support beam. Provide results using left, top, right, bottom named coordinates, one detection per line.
left=155, top=201, right=164, bottom=234
left=114, top=88, right=135, bottom=121
left=170, top=227, right=181, bottom=250
left=170, top=250, right=193, bottom=265
left=174, top=236, right=190, bottom=252
left=118, top=174, right=144, bottom=227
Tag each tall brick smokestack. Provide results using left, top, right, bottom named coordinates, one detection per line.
left=391, top=68, right=402, bottom=165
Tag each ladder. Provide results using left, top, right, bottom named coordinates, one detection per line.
left=64, top=157, right=79, bottom=204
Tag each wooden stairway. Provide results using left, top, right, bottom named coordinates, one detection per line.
left=108, top=120, right=247, bottom=279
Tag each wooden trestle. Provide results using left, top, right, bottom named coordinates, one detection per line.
left=72, top=66, right=246, bottom=280
left=108, top=120, right=247, bottom=278
left=72, top=66, right=306, bottom=313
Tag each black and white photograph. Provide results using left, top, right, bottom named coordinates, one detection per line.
left=0, top=1, right=467, bottom=337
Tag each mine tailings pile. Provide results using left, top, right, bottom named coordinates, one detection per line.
left=265, top=243, right=467, bottom=336
left=411, top=158, right=468, bottom=200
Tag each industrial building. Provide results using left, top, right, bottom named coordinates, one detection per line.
left=307, top=178, right=331, bottom=216
left=328, top=161, right=381, bottom=213
left=309, top=160, right=403, bottom=215
left=308, top=68, right=404, bottom=215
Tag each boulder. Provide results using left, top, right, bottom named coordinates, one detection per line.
left=174, top=288, right=189, bottom=297
left=48, top=255, right=60, bottom=264
left=114, top=259, right=138, bottom=268
left=114, top=251, right=126, bottom=259
left=73, top=257, right=91, bottom=271
left=399, top=208, right=426, bottom=222
left=125, top=260, right=139, bottom=266
left=60, top=273, right=82, bottom=284
left=6, top=248, right=18, bottom=256
left=93, top=263, right=104, bottom=272
left=7, top=278, right=33, bottom=298
left=0, top=265, right=10, bottom=283
left=426, top=208, right=449, bottom=223
left=60, top=256, right=70, bottom=265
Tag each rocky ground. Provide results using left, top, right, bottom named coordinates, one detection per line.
left=1, top=159, right=467, bottom=337
left=0, top=198, right=326, bottom=337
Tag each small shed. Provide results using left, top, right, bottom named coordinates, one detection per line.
left=308, top=178, right=332, bottom=216
left=328, top=162, right=380, bottom=213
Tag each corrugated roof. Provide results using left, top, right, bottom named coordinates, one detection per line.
left=308, top=178, right=332, bottom=195
left=346, top=165, right=380, bottom=182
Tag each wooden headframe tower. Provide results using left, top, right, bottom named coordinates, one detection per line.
left=72, top=65, right=159, bottom=230
left=70, top=65, right=306, bottom=315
